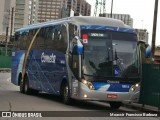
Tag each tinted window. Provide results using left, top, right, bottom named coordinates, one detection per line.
left=69, top=24, right=78, bottom=52
left=14, top=24, right=68, bottom=53
left=15, top=31, right=30, bottom=50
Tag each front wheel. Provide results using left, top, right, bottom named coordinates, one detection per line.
left=109, top=102, right=122, bottom=109
left=61, top=83, right=71, bottom=104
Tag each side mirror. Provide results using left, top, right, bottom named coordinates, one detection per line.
left=72, top=36, right=83, bottom=55
left=145, top=45, right=151, bottom=58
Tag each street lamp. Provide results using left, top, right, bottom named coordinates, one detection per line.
left=111, top=0, right=113, bottom=18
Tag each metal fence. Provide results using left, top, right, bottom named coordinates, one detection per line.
left=139, top=64, right=160, bottom=109
left=0, top=55, right=11, bottom=68
left=0, top=46, right=12, bottom=69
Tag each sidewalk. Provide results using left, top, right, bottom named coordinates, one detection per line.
left=123, top=102, right=160, bottom=112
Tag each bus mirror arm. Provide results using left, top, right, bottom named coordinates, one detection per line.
left=72, top=36, right=84, bottom=55
left=138, top=41, right=151, bottom=58
left=145, top=45, right=151, bottom=58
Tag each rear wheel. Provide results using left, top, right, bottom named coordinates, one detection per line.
left=20, top=80, right=25, bottom=93
left=20, top=75, right=39, bottom=95
left=61, top=83, right=71, bottom=104
left=24, top=76, right=32, bottom=94
left=109, top=102, right=122, bottom=109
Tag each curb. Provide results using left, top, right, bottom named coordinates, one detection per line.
left=123, top=102, right=160, bottom=112
left=0, top=68, right=11, bottom=72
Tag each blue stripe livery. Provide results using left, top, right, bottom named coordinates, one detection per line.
left=80, top=25, right=136, bottom=33
left=92, top=82, right=132, bottom=92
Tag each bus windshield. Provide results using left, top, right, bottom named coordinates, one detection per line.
left=82, top=30, right=140, bottom=79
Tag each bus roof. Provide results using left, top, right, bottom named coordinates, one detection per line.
left=16, top=16, right=131, bottom=32
left=70, top=16, right=130, bottom=28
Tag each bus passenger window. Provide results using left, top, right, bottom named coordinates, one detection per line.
left=69, top=24, right=78, bottom=52
left=59, top=24, right=68, bottom=53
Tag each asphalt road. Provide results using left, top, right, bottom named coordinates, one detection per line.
left=0, top=72, right=159, bottom=120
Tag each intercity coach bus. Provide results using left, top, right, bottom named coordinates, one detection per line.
left=11, top=16, right=141, bottom=109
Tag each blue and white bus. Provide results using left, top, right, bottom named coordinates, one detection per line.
left=11, top=16, right=141, bottom=109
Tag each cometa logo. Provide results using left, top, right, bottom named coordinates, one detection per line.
left=41, top=52, right=56, bottom=63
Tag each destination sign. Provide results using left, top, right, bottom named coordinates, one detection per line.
left=88, top=33, right=109, bottom=38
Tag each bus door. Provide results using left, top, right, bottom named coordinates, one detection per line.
left=69, top=36, right=83, bottom=96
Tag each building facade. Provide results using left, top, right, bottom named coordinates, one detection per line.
left=135, top=29, right=149, bottom=43
left=0, top=0, right=15, bottom=42
left=84, top=1, right=91, bottom=16
left=14, top=0, right=30, bottom=31
left=60, top=0, right=91, bottom=18
left=37, top=0, right=62, bottom=22
left=105, top=13, right=133, bottom=27
left=5, top=0, right=91, bottom=34
left=29, top=0, right=38, bottom=25
left=76, top=0, right=91, bottom=16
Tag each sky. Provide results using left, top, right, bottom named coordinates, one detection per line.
left=86, top=0, right=160, bottom=46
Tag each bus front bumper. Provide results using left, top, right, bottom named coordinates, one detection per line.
left=71, top=82, right=140, bottom=102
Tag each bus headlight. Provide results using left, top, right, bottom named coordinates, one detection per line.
left=82, top=80, right=95, bottom=90
left=129, top=83, right=139, bottom=92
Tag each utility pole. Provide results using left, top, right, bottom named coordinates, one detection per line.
left=5, top=27, right=9, bottom=43
left=5, top=27, right=9, bottom=56
left=151, top=0, right=159, bottom=57
left=10, top=7, right=14, bottom=41
left=94, top=0, right=106, bottom=17
left=94, top=0, right=98, bottom=16
left=111, top=0, right=113, bottom=18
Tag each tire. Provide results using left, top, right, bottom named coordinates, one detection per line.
left=20, top=80, right=25, bottom=93
left=109, top=102, right=122, bottom=109
left=24, top=76, right=31, bottom=95
left=61, top=83, right=71, bottom=104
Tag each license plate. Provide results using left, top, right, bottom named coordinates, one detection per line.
left=107, top=94, right=118, bottom=99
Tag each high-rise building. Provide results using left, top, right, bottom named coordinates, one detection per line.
left=0, top=0, right=15, bottom=42
left=12, top=0, right=91, bottom=33
left=59, top=0, right=75, bottom=18
left=29, top=0, right=38, bottom=25
left=84, top=1, right=91, bottom=16
left=76, top=0, right=84, bottom=16
left=62, top=0, right=91, bottom=17
left=53, top=0, right=67, bottom=18
left=14, top=0, right=30, bottom=31
left=66, top=0, right=77, bottom=16
left=0, top=0, right=10, bottom=35
left=105, top=13, right=133, bottom=27
left=67, top=0, right=77, bottom=13
left=38, top=0, right=62, bottom=22
left=34, top=0, right=91, bottom=22
left=0, top=0, right=15, bottom=34
left=76, top=0, right=91, bottom=16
